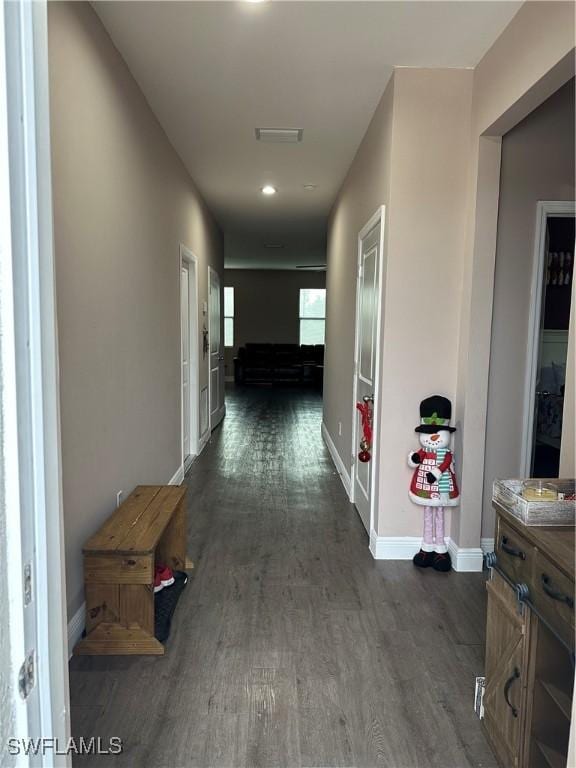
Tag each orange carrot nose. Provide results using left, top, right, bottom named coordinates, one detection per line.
left=431, top=434, right=440, bottom=441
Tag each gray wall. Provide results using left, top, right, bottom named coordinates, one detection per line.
left=483, top=79, right=575, bottom=538
left=324, top=69, right=473, bottom=539
left=223, top=269, right=326, bottom=376
left=48, top=2, right=224, bottom=619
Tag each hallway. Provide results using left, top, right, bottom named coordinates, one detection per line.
left=69, top=387, right=495, bottom=768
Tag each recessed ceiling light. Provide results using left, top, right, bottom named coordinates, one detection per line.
left=303, top=184, right=317, bottom=191
left=264, top=244, right=284, bottom=249
left=261, top=185, right=276, bottom=196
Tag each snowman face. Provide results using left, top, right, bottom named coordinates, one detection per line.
left=419, top=430, right=451, bottom=451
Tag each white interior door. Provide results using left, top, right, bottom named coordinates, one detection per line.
left=181, top=264, right=191, bottom=461
left=523, top=203, right=575, bottom=477
left=352, top=210, right=384, bottom=533
left=180, top=246, right=199, bottom=463
left=209, top=267, right=224, bottom=429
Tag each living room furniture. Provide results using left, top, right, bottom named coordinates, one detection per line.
left=74, top=485, right=192, bottom=656
left=234, top=343, right=324, bottom=385
left=483, top=496, right=574, bottom=767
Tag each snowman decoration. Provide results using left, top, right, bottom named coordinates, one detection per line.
left=408, top=395, right=459, bottom=572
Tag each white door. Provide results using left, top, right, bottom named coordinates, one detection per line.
left=2, top=0, right=70, bottom=762
left=181, top=264, right=191, bottom=461
left=209, top=267, right=224, bottom=429
left=523, top=203, right=575, bottom=477
left=352, top=209, right=385, bottom=533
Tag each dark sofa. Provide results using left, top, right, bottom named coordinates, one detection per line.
left=234, top=343, right=324, bottom=386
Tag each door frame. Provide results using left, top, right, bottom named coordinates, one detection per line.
left=180, top=245, right=199, bottom=470
left=350, top=206, right=386, bottom=537
left=207, top=265, right=225, bottom=430
left=521, top=200, right=575, bottom=476
left=1, top=0, right=70, bottom=762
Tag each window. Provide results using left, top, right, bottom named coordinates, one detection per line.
left=224, top=287, right=234, bottom=347
left=299, top=288, right=326, bottom=345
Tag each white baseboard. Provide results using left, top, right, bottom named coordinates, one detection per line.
left=321, top=422, right=351, bottom=498
left=67, top=603, right=86, bottom=659
left=369, top=532, right=422, bottom=560
left=447, top=539, right=485, bottom=572
left=198, top=429, right=210, bottom=454
left=481, top=537, right=494, bottom=554
left=169, top=464, right=185, bottom=485
left=369, top=533, right=485, bottom=572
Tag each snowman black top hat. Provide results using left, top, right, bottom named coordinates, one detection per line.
left=415, top=395, right=456, bottom=434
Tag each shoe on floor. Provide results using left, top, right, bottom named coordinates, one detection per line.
left=154, top=564, right=175, bottom=593
left=432, top=552, right=452, bottom=572
left=413, top=549, right=435, bottom=568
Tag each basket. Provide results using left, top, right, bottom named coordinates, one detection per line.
left=492, top=478, right=575, bottom=526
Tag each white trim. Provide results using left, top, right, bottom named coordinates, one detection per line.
left=322, top=422, right=351, bottom=497
left=369, top=534, right=422, bottom=560
left=67, top=604, right=86, bottom=660
left=481, top=537, right=495, bottom=555
left=169, top=465, right=185, bottom=486
left=369, top=534, right=484, bottom=572
left=212, top=403, right=226, bottom=429
left=446, top=539, right=485, bottom=573
left=180, top=246, right=200, bottom=469
left=198, top=429, right=210, bottom=455
left=521, top=200, right=576, bottom=476
left=2, top=0, right=70, bottom=757
left=208, top=266, right=225, bottom=431
left=350, top=205, right=386, bottom=535
left=184, top=454, right=194, bottom=473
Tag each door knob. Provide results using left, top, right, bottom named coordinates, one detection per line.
left=363, top=394, right=374, bottom=404
left=218, top=355, right=225, bottom=361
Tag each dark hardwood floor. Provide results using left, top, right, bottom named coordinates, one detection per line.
left=69, top=385, right=496, bottom=768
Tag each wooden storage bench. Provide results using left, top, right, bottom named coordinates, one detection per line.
left=74, top=485, right=191, bottom=656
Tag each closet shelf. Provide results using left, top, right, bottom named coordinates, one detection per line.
left=533, top=739, right=566, bottom=768
left=537, top=679, right=572, bottom=720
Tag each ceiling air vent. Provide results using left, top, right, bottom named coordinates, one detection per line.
left=256, top=128, right=303, bottom=144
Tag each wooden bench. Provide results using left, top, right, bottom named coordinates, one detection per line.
left=74, top=485, right=192, bottom=656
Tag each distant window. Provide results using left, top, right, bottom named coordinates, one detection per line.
left=299, top=288, right=326, bottom=345
left=224, top=287, right=234, bottom=347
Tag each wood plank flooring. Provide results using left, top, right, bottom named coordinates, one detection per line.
left=69, top=386, right=496, bottom=768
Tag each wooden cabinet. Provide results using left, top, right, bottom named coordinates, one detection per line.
left=484, top=570, right=531, bottom=767
left=484, top=504, right=574, bottom=768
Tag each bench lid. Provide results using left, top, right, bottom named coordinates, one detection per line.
left=83, top=485, right=187, bottom=555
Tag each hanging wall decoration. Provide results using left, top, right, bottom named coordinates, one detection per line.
left=356, top=396, right=373, bottom=463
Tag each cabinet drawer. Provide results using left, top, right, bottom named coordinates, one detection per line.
left=530, top=550, right=575, bottom=650
left=496, top=519, right=535, bottom=587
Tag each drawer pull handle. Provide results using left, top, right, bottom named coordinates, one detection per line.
left=541, top=574, right=574, bottom=608
left=503, top=667, right=520, bottom=718
left=500, top=536, right=526, bottom=560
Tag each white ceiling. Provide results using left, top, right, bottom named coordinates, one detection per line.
left=94, top=1, right=521, bottom=269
